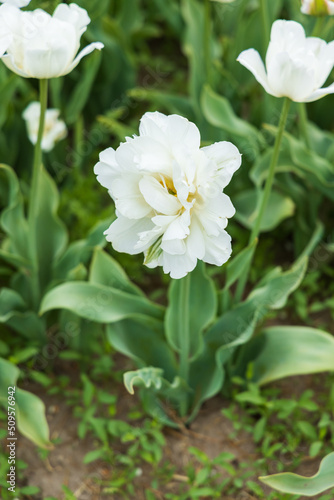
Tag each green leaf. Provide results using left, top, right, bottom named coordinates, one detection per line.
left=40, top=282, right=164, bottom=324
left=0, top=164, right=29, bottom=261
left=106, top=320, right=176, bottom=381
left=165, top=263, right=216, bottom=360
left=65, top=50, right=102, bottom=124
left=225, top=238, right=258, bottom=290
left=207, top=257, right=307, bottom=351
left=0, top=288, right=45, bottom=342
left=234, top=188, right=295, bottom=232
left=201, top=85, right=263, bottom=151
left=244, top=326, right=334, bottom=385
left=260, top=452, right=334, bottom=496
left=0, top=358, right=51, bottom=448
left=90, top=248, right=144, bottom=296
left=33, top=166, right=68, bottom=294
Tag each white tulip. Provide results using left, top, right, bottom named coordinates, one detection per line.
left=0, top=0, right=31, bottom=7
left=94, top=112, right=241, bottom=279
left=0, top=3, right=104, bottom=79
left=301, top=0, right=334, bottom=15
left=23, top=102, right=67, bottom=152
left=237, top=19, right=334, bottom=102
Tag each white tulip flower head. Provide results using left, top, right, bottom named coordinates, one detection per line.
left=0, top=0, right=31, bottom=7
left=237, top=19, right=334, bottom=102
left=0, top=2, right=104, bottom=78
left=95, top=112, right=241, bottom=279
left=301, top=0, right=334, bottom=15
left=23, top=102, right=67, bottom=152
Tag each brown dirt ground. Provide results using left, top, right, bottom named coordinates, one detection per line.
left=2, top=369, right=331, bottom=500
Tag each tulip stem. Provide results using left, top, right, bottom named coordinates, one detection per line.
left=28, top=78, right=48, bottom=308
left=260, top=0, right=270, bottom=52
left=235, top=98, right=291, bottom=302
left=179, top=273, right=191, bottom=418
left=298, top=102, right=311, bottom=150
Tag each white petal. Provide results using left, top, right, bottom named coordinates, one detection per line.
left=186, top=217, right=206, bottom=261
left=104, top=216, right=154, bottom=255
left=139, top=176, right=181, bottom=215
left=267, top=52, right=315, bottom=101
left=112, top=177, right=152, bottom=219
left=165, top=114, right=201, bottom=150
left=59, top=42, right=104, bottom=76
left=139, top=111, right=201, bottom=151
left=94, top=147, right=120, bottom=188
left=201, top=141, right=241, bottom=188
left=161, top=251, right=197, bottom=279
left=202, top=230, right=232, bottom=266
left=130, top=135, right=172, bottom=176
left=53, top=3, right=90, bottom=36
left=24, top=43, right=71, bottom=78
left=237, top=48, right=272, bottom=95
left=303, top=81, right=334, bottom=102
left=161, top=238, right=186, bottom=255
left=1, top=53, right=29, bottom=77
left=162, top=210, right=191, bottom=241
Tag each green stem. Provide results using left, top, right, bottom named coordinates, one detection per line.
left=260, top=0, right=270, bottom=53
left=179, top=273, right=191, bottom=418
left=28, top=78, right=48, bottom=308
left=312, top=16, right=325, bottom=37
left=298, top=102, right=311, bottom=150
left=204, top=0, right=211, bottom=84
left=235, top=98, right=291, bottom=302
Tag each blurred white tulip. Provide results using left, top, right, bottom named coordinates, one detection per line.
left=0, top=3, right=104, bottom=78
left=238, top=19, right=334, bottom=102
left=23, top=102, right=67, bottom=152
left=301, top=0, right=334, bottom=15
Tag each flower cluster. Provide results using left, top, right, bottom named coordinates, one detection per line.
left=95, top=112, right=241, bottom=279
left=0, top=2, right=103, bottom=78
left=238, top=19, right=334, bottom=102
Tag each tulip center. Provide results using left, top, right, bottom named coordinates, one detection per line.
left=158, top=175, right=177, bottom=196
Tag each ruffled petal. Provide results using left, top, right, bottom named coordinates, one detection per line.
left=202, top=230, right=232, bottom=266
left=104, top=216, right=154, bottom=255
left=161, top=251, right=197, bottom=279
left=201, top=141, right=241, bottom=188
left=53, top=3, right=90, bottom=36
left=139, top=176, right=181, bottom=215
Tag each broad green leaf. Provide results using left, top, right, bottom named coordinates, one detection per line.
left=260, top=452, right=334, bottom=496
left=33, top=166, right=68, bottom=294
left=0, top=288, right=45, bottom=342
left=234, top=189, right=295, bottom=232
left=246, top=326, right=334, bottom=385
left=201, top=85, right=263, bottom=150
left=90, top=248, right=143, bottom=296
left=181, top=0, right=209, bottom=112
left=225, top=239, right=258, bottom=290
left=40, top=282, right=164, bottom=324
left=206, top=257, right=307, bottom=351
left=165, top=262, right=216, bottom=360
left=0, top=164, right=29, bottom=261
left=107, top=320, right=176, bottom=380
left=0, top=358, right=51, bottom=448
